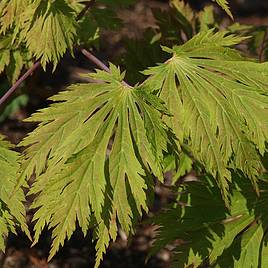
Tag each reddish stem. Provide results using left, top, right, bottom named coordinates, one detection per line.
left=81, top=48, right=131, bottom=87
left=81, top=49, right=111, bottom=73
left=0, top=62, right=41, bottom=106
left=76, top=0, right=96, bottom=21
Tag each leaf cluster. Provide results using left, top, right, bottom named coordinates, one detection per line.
left=2, top=1, right=268, bottom=268
left=151, top=176, right=268, bottom=268
left=16, top=29, right=268, bottom=266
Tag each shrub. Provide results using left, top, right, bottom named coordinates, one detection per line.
left=1, top=1, right=268, bottom=267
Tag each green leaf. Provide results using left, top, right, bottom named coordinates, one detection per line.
left=152, top=1, right=194, bottom=45
left=24, top=0, right=77, bottom=69
left=143, top=30, right=268, bottom=202
left=92, top=7, right=122, bottom=30
left=0, top=35, right=12, bottom=74
left=0, top=32, right=33, bottom=83
left=0, top=135, right=29, bottom=250
left=213, top=0, right=233, bottom=19
left=235, top=224, right=263, bottom=267
left=117, top=31, right=169, bottom=84
left=0, top=38, right=33, bottom=86
left=173, top=152, right=192, bottom=181
left=20, top=65, right=167, bottom=266
left=260, top=232, right=268, bottom=268
left=215, top=223, right=264, bottom=268
left=151, top=178, right=268, bottom=268
left=0, top=0, right=29, bottom=34
left=0, top=95, right=29, bottom=123
left=198, top=6, right=217, bottom=31
left=169, top=0, right=195, bottom=35
left=77, top=15, right=99, bottom=47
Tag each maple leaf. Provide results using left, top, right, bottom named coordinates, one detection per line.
left=213, top=0, right=233, bottom=19
left=143, top=30, right=268, bottom=202
left=20, top=64, right=168, bottom=266
left=0, top=135, right=29, bottom=250
left=24, top=0, right=77, bottom=69
left=151, top=178, right=268, bottom=268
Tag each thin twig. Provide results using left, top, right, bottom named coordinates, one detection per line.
left=76, top=0, right=96, bottom=21
left=81, top=48, right=131, bottom=87
left=81, top=48, right=111, bottom=72
left=0, top=62, right=41, bottom=106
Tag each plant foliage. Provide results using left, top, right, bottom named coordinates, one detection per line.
left=1, top=0, right=268, bottom=267
left=143, top=30, right=268, bottom=202
left=19, top=65, right=168, bottom=266
left=0, top=135, right=29, bottom=250
left=151, top=177, right=268, bottom=268
left=213, top=0, right=233, bottom=18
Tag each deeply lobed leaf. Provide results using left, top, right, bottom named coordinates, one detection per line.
left=151, top=178, right=268, bottom=268
left=0, top=135, right=29, bottom=250
left=19, top=65, right=168, bottom=266
left=142, top=30, right=268, bottom=202
left=0, top=0, right=78, bottom=69
left=213, top=0, right=233, bottom=19
left=24, top=0, right=77, bottom=69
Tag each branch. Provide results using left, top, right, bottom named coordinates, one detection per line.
left=81, top=48, right=131, bottom=87
left=81, top=49, right=111, bottom=73
left=0, top=62, right=41, bottom=106
left=76, top=0, right=96, bottom=21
